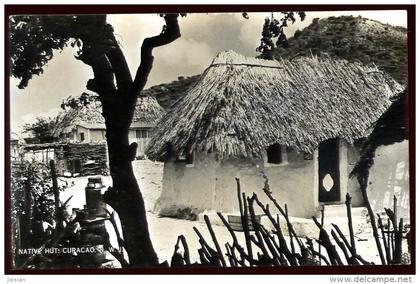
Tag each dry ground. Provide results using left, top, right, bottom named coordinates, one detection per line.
left=60, top=160, right=406, bottom=266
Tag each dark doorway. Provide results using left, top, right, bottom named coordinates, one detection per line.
left=267, top=143, right=282, bottom=164
left=74, top=159, right=82, bottom=173
left=68, top=159, right=82, bottom=175
left=318, top=138, right=340, bottom=203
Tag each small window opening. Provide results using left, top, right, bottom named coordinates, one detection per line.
left=186, top=146, right=194, bottom=165
left=177, top=144, right=194, bottom=165
left=136, top=129, right=148, bottom=139
left=80, top=133, right=85, bottom=142
left=267, top=143, right=282, bottom=164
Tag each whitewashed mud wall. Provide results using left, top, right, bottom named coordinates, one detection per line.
left=368, top=141, right=410, bottom=219
left=155, top=151, right=319, bottom=218
left=89, top=129, right=105, bottom=141
left=155, top=152, right=219, bottom=217
left=154, top=141, right=395, bottom=220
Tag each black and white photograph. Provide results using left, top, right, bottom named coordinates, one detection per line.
left=4, top=5, right=414, bottom=275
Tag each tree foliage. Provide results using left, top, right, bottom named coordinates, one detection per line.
left=60, top=92, right=99, bottom=110
left=257, top=12, right=306, bottom=59
left=22, top=111, right=75, bottom=143
left=11, top=159, right=75, bottom=268
left=10, top=15, right=115, bottom=89
left=12, top=161, right=58, bottom=248
left=10, top=16, right=71, bottom=89
left=23, top=117, right=59, bottom=143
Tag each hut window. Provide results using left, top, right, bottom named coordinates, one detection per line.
left=136, top=129, right=148, bottom=139
left=267, top=143, right=282, bottom=164
left=80, top=133, right=85, bottom=142
left=176, top=144, right=194, bottom=165
left=186, top=149, right=194, bottom=165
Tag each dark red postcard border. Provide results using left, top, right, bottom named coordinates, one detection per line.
left=4, top=4, right=416, bottom=275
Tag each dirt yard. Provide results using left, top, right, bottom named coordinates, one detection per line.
left=59, top=159, right=222, bottom=264
left=59, top=160, right=406, bottom=266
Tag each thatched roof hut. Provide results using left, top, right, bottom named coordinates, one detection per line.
left=70, top=95, right=165, bottom=126
left=146, top=51, right=403, bottom=161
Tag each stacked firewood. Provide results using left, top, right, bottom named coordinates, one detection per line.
left=65, top=143, right=108, bottom=176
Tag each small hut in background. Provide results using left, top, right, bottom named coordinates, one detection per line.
left=146, top=50, right=404, bottom=219
left=66, top=96, right=164, bottom=158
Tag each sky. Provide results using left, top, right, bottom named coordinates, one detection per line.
left=9, top=10, right=407, bottom=132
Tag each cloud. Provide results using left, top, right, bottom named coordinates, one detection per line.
left=150, top=37, right=213, bottom=85
left=11, top=47, right=92, bottom=130
left=9, top=11, right=407, bottom=131
left=107, top=14, right=165, bottom=75
left=180, top=13, right=262, bottom=57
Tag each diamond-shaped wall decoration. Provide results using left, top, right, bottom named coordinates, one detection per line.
left=322, top=173, right=334, bottom=192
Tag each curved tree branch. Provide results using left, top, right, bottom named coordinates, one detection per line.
left=105, top=25, right=133, bottom=89
left=73, top=16, right=117, bottom=106
left=79, top=53, right=116, bottom=109
left=132, top=14, right=181, bottom=94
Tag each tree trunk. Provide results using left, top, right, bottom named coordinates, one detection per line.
left=103, top=113, right=159, bottom=267
left=76, top=14, right=180, bottom=267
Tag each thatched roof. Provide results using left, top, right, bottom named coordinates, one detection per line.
left=70, top=95, right=164, bottom=128
left=146, top=50, right=404, bottom=161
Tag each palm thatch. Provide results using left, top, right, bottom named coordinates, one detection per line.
left=69, top=95, right=164, bottom=127
left=132, top=96, right=165, bottom=124
left=146, top=50, right=404, bottom=161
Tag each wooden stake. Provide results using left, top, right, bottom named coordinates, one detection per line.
left=204, top=215, right=227, bottom=267
left=49, top=160, right=62, bottom=234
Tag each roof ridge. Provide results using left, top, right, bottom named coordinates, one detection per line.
left=207, top=62, right=285, bottom=70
